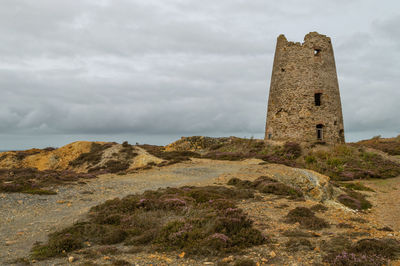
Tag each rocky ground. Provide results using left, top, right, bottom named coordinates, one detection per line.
left=1, top=158, right=400, bottom=265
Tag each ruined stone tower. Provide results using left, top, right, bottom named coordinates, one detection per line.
left=265, top=32, right=345, bottom=144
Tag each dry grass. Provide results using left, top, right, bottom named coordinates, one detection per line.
left=353, top=135, right=400, bottom=156
left=139, top=144, right=200, bottom=165
left=168, top=137, right=400, bottom=182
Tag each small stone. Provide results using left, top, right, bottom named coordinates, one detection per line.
left=5, top=240, right=17, bottom=246
left=17, top=200, right=23, bottom=204
left=103, top=256, right=111, bottom=260
left=68, top=256, right=75, bottom=263
left=269, top=251, right=276, bottom=258
left=221, top=256, right=234, bottom=263
left=204, top=262, right=214, bottom=265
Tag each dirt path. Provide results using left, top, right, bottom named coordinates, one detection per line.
left=363, top=175, right=400, bottom=232
left=0, top=159, right=256, bottom=263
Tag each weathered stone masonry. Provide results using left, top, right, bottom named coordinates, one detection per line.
left=265, top=32, right=345, bottom=144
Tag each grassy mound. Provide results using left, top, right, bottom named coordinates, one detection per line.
left=354, top=135, right=400, bottom=156
left=0, top=168, right=96, bottom=195
left=69, top=143, right=114, bottom=168
left=303, top=145, right=400, bottom=181
left=139, top=144, right=201, bottom=165
left=69, top=142, right=139, bottom=174
left=31, top=185, right=265, bottom=260
left=167, top=137, right=400, bottom=181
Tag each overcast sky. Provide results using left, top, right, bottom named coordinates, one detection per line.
left=1, top=0, right=399, bottom=149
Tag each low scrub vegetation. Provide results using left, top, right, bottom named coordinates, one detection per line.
left=337, top=189, right=372, bottom=211
left=168, top=137, right=400, bottom=182
left=69, top=143, right=114, bottom=168
left=354, top=135, right=400, bottom=156
left=31, top=185, right=265, bottom=260
left=0, top=168, right=96, bottom=194
left=303, top=144, right=400, bottom=181
left=284, top=207, right=330, bottom=230
left=139, top=144, right=200, bottom=165
left=322, top=236, right=400, bottom=265
left=227, top=176, right=303, bottom=200
left=69, top=142, right=138, bottom=174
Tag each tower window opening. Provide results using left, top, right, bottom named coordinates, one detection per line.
left=314, top=93, right=322, bottom=106
left=314, top=49, right=321, bottom=56
left=268, top=133, right=272, bottom=139
left=316, top=124, right=324, bottom=140
left=339, top=129, right=344, bottom=138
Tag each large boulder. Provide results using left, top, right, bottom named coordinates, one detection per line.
left=261, top=163, right=335, bottom=202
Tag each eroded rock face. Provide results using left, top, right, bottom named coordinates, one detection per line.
left=262, top=163, right=334, bottom=202
left=0, top=141, right=95, bottom=171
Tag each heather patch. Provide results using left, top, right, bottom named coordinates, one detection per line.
left=322, top=237, right=400, bottom=265
left=227, top=176, right=303, bottom=200
left=284, top=207, right=330, bottom=230
left=304, top=145, right=400, bottom=181
left=337, top=190, right=372, bottom=210
left=31, top=185, right=265, bottom=259
left=0, top=168, right=96, bottom=194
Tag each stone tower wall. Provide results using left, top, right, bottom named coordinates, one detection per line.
left=265, top=32, right=345, bottom=144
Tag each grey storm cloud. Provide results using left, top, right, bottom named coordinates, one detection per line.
left=0, top=0, right=399, bottom=149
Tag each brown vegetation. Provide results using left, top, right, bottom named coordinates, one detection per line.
left=353, top=135, right=400, bottom=156
left=227, top=176, right=303, bottom=200
left=139, top=144, right=200, bottom=165
left=31, top=185, right=265, bottom=260
left=322, top=236, right=400, bottom=265
left=167, top=136, right=400, bottom=182
left=0, top=168, right=96, bottom=194
left=284, top=207, right=330, bottom=230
